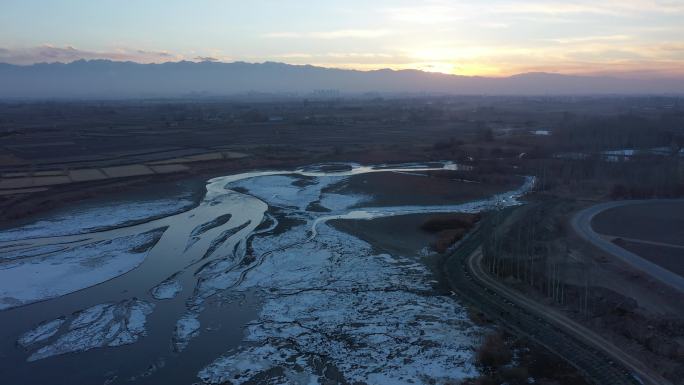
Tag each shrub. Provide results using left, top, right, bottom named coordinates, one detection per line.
left=431, top=228, right=467, bottom=253
left=501, top=366, right=529, bottom=383
left=477, top=333, right=513, bottom=369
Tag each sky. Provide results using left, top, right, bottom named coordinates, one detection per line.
left=1, top=0, right=683, bottom=78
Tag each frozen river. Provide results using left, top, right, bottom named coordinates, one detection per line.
left=0, top=162, right=533, bottom=385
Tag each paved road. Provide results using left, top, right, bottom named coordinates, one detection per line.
left=443, top=225, right=649, bottom=385
left=571, top=200, right=684, bottom=294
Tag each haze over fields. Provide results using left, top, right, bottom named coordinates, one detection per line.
left=3, top=0, right=684, bottom=98
left=1, top=60, right=684, bottom=98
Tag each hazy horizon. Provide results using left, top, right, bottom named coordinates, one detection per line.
left=4, top=58, right=684, bottom=81
left=2, top=0, right=684, bottom=79
left=2, top=59, right=683, bottom=98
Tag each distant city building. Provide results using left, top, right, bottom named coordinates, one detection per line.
left=312, top=89, right=340, bottom=98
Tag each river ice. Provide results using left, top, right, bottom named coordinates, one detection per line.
left=17, top=318, right=66, bottom=348
left=173, top=312, right=202, bottom=352
left=0, top=198, right=193, bottom=242
left=24, top=299, right=154, bottom=361
left=5, top=162, right=533, bottom=384
left=194, top=172, right=533, bottom=384
left=229, top=174, right=345, bottom=211
left=199, top=224, right=482, bottom=384
left=0, top=228, right=165, bottom=310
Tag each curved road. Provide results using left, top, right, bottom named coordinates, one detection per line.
left=467, top=249, right=668, bottom=385
left=443, top=227, right=649, bottom=385
left=572, top=200, right=684, bottom=294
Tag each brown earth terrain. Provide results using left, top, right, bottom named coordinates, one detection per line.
left=329, top=170, right=521, bottom=208
left=331, top=214, right=439, bottom=257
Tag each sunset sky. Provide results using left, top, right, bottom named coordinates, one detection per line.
left=1, top=0, right=683, bottom=78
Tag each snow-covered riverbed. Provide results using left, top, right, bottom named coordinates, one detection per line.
left=1, top=162, right=533, bottom=385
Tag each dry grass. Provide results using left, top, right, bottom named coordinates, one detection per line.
left=476, top=332, right=513, bottom=369
left=421, top=213, right=480, bottom=253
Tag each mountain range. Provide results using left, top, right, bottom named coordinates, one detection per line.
left=1, top=60, right=682, bottom=98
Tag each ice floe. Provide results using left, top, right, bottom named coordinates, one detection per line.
left=173, top=312, right=201, bottom=352
left=150, top=274, right=183, bottom=300
left=17, top=317, right=65, bottom=348
left=25, top=299, right=154, bottom=361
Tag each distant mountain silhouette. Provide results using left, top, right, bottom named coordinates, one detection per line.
left=0, top=60, right=682, bottom=98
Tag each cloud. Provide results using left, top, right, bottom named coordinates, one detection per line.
left=382, top=0, right=684, bottom=26
left=479, top=22, right=510, bottom=29
left=263, top=29, right=391, bottom=39
left=497, top=0, right=684, bottom=16
left=384, top=4, right=472, bottom=24
left=544, top=35, right=633, bottom=44
left=0, top=45, right=182, bottom=65
left=194, top=56, right=219, bottom=62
